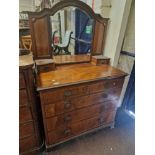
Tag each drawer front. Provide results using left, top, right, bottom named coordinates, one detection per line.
left=19, top=122, right=34, bottom=138
left=44, top=88, right=121, bottom=117
left=37, top=64, right=55, bottom=73
left=19, top=106, right=33, bottom=122
left=48, top=111, right=116, bottom=144
left=19, top=89, right=28, bottom=106
left=98, top=59, right=109, bottom=64
left=45, top=101, right=117, bottom=131
left=19, top=135, right=37, bottom=153
left=19, top=72, right=26, bottom=89
left=97, top=59, right=110, bottom=65
left=41, top=84, right=89, bottom=104
left=89, top=78, right=124, bottom=94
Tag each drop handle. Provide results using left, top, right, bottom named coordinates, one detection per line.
left=64, top=115, right=71, bottom=122
left=64, top=129, right=71, bottom=135
left=64, top=90, right=72, bottom=96
left=64, top=101, right=71, bottom=109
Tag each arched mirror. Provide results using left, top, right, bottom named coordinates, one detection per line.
left=28, top=0, right=109, bottom=60
left=50, top=6, right=94, bottom=56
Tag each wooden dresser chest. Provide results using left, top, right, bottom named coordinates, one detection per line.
left=19, top=54, right=43, bottom=154
left=37, top=64, right=127, bottom=150
left=25, top=0, right=127, bottom=151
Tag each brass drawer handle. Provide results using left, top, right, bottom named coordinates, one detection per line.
left=64, top=129, right=71, bottom=135
left=64, top=101, right=71, bottom=109
left=64, top=90, right=72, bottom=96
left=64, top=115, right=71, bottom=122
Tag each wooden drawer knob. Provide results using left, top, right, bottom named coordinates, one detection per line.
left=64, top=101, right=71, bottom=109
left=64, top=90, right=72, bottom=96
left=64, top=129, right=71, bottom=135
left=64, top=115, right=71, bottom=122
left=43, top=66, right=49, bottom=71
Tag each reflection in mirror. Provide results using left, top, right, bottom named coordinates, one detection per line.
left=50, top=7, right=94, bottom=56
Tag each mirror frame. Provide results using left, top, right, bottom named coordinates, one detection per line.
left=28, top=0, right=109, bottom=59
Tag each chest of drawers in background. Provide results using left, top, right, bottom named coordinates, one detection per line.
left=19, top=55, right=43, bottom=154
left=39, top=77, right=125, bottom=149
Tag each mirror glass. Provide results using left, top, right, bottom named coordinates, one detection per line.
left=50, top=6, right=94, bottom=56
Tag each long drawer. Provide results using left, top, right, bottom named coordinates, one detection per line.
left=45, top=101, right=117, bottom=132
left=44, top=88, right=122, bottom=117
left=40, top=78, right=124, bottom=104
left=47, top=111, right=116, bottom=145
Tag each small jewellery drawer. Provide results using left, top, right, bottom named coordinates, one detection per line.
left=41, top=84, right=89, bottom=104
left=89, top=78, right=124, bottom=94
left=19, top=72, right=25, bottom=89
left=19, top=122, right=34, bottom=138
left=97, top=59, right=110, bottom=65
left=19, top=89, right=28, bottom=106
left=47, top=111, right=116, bottom=145
left=19, top=106, right=33, bottom=123
left=19, top=135, right=37, bottom=152
left=44, top=88, right=121, bottom=117
left=98, top=59, right=109, bottom=64
left=45, top=101, right=117, bottom=131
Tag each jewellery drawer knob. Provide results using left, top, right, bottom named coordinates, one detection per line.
left=64, top=115, right=71, bottom=122
left=64, top=101, right=71, bottom=109
left=64, top=129, right=71, bottom=135
left=102, top=61, right=105, bottom=64
left=64, top=90, right=72, bottom=96
left=43, top=66, right=49, bottom=71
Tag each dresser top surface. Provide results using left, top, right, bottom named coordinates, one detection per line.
left=37, top=64, right=127, bottom=91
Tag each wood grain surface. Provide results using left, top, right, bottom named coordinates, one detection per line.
left=37, top=65, right=127, bottom=90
